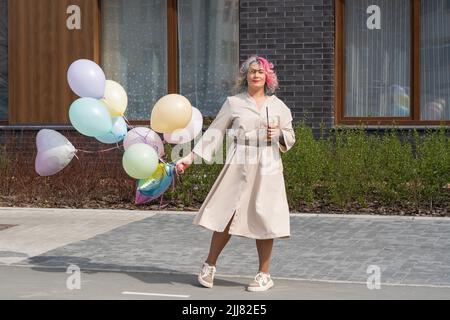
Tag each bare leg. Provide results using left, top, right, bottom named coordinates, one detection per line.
left=205, top=217, right=233, bottom=266
left=256, top=239, right=274, bottom=274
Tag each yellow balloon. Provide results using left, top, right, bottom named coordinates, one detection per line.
left=102, top=80, right=128, bottom=116
left=150, top=163, right=165, bottom=180
left=150, top=94, right=193, bottom=133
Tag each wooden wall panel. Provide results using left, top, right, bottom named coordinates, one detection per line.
left=8, top=0, right=100, bottom=124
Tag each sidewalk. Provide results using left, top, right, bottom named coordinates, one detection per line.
left=0, top=207, right=450, bottom=297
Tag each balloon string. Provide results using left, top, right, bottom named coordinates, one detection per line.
left=173, top=163, right=183, bottom=187
left=123, top=115, right=143, bottom=139
left=174, top=168, right=182, bottom=189
left=75, top=145, right=121, bottom=154
left=72, top=136, right=122, bottom=160
left=115, top=139, right=122, bottom=150
left=123, top=116, right=156, bottom=141
left=122, top=115, right=156, bottom=141
left=158, top=194, right=164, bottom=210
left=122, top=115, right=134, bottom=129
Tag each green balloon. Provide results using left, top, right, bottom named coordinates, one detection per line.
left=122, top=143, right=158, bottom=179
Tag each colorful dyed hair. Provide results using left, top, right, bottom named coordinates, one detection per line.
left=233, top=55, right=279, bottom=95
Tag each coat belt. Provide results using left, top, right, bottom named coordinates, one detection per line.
left=233, top=136, right=274, bottom=146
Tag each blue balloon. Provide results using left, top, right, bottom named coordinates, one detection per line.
left=95, top=116, right=128, bottom=144
left=137, top=163, right=175, bottom=197
left=69, top=98, right=112, bottom=137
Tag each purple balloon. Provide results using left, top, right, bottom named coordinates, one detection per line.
left=135, top=191, right=157, bottom=205
left=35, top=148, right=76, bottom=177
left=67, top=59, right=106, bottom=99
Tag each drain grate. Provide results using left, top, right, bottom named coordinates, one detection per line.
left=0, top=224, right=17, bottom=231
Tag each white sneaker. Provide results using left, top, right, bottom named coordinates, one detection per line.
left=246, top=272, right=274, bottom=292
left=198, top=262, right=216, bottom=288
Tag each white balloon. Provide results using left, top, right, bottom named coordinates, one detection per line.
left=35, top=129, right=76, bottom=176
left=163, top=107, right=203, bottom=144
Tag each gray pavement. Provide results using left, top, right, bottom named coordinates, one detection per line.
left=0, top=207, right=450, bottom=299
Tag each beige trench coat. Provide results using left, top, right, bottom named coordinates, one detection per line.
left=192, top=92, right=296, bottom=239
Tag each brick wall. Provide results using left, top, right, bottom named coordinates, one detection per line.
left=239, top=0, right=335, bottom=137
left=0, top=128, right=124, bottom=168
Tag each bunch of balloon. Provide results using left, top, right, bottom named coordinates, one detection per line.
left=34, top=59, right=129, bottom=177
left=34, top=57, right=204, bottom=209
left=132, top=94, right=204, bottom=205
left=67, top=59, right=128, bottom=143
left=66, top=59, right=165, bottom=185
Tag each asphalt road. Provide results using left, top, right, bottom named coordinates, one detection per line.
left=1, top=265, right=450, bottom=300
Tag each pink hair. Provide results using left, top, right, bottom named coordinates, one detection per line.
left=255, top=56, right=277, bottom=88
left=235, top=55, right=279, bottom=95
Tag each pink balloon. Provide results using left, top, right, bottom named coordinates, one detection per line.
left=123, top=127, right=164, bottom=158
left=164, top=107, right=203, bottom=144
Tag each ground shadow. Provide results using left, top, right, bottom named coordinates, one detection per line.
left=27, top=255, right=244, bottom=288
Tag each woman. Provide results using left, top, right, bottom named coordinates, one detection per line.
left=176, top=55, right=296, bottom=292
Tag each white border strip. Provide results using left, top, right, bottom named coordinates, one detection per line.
left=122, top=291, right=190, bottom=298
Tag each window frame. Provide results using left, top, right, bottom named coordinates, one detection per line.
left=334, top=0, right=450, bottom=126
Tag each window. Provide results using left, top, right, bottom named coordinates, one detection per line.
left=344, top=0, right=411, bottom=118
left=336, top=0, right=450, bottom=125
left=101, top=0, right=239, bottom=121
left=101, top=0, right=167, bottom=121
left=420, top=0, right=450, bottom=121
left=178, top=0, right=239, bottom=116
left=0, top=0, right=7, bottom=121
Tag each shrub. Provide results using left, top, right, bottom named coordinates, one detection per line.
left=412, top=127, right=450, bottom=211
left=0, top=124, right=448, bottom=215
left=283, top=122, right=329, bottom=205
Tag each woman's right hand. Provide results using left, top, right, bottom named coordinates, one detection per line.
left=176, top=152, right=195, bottom=174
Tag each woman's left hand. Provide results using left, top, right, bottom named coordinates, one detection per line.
left=267, top=126, right=282, bottom=141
